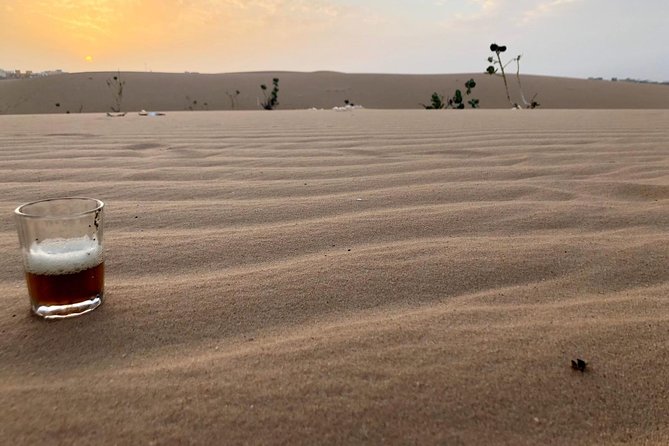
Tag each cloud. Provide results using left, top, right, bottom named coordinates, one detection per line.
left=520, top=0, right=581, bottom=24
left=433, top=0, right=583, bottom=26
left=471, top=0, right=497, bottom=12
left=168, top=0, right=353, bottom=36
left=192, top=0, right=347, bottom=19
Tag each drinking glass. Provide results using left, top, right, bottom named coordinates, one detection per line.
left=14, top=197, right=105, bottom=319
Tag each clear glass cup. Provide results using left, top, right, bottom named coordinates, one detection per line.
left=14, top=197, right=105, bottom=319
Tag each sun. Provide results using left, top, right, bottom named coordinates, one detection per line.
left=84, top=55, right=93, bottom=62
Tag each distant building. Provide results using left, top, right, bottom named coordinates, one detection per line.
left=0, top=68, right=66, bottom=80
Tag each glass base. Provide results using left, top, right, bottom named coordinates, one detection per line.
left=32, top=294, right=103, bottom=319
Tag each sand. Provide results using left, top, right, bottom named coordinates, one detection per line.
left=0, top=109, right=668, bottom=445
left=1, top=71, right=668, bottom=114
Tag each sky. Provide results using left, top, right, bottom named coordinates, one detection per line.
left=1, top=0, right=667, bottom=81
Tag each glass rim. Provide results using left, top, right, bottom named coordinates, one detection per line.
left=14, top=197, right=104, bottom=220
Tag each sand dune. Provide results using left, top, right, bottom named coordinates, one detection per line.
left=0, top=110, right=668, bottom=444
left=1, top=71, right=668, bottom=114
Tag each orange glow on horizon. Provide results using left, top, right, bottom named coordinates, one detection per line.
left=5, top=0, right=661, bottom=81
left=4, top=1, right=187, bottom=58
left=0, top=0, right=339, bottom=72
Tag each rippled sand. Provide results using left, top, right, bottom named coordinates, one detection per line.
left=1, top=110, right=668, bottom=444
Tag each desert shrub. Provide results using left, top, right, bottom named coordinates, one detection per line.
left=185, top=96, right=209, bottom=111
left=422, top=93, right=445, bottom=110
left=422, top=78, right=479, bottom=109
left=486, top=43, right=539, bottom=108
left=260, top=78, right=279, bottom=110
left=226, top=90, right=241, bottom=109
left=106, top=71, right=125, bottom=112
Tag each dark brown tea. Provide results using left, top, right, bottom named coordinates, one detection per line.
left=26, top=262, right=104, bottom=307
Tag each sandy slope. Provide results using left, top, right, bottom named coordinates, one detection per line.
left=1, top=71, right=668, bottom=114
left=0, top=110, right=668, bottom=445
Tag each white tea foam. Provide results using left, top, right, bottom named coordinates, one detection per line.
left=25, top=236, right=103, bottom=276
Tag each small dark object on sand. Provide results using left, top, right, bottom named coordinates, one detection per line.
left=571, top=358, right=587, bottom=372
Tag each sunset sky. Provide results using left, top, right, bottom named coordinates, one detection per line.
left=1, top=0, right=667, bottom=80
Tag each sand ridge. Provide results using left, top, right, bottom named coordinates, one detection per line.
left=1, top=71, right=669, bottom=114
left=0, top=110, right=668, bottom=445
